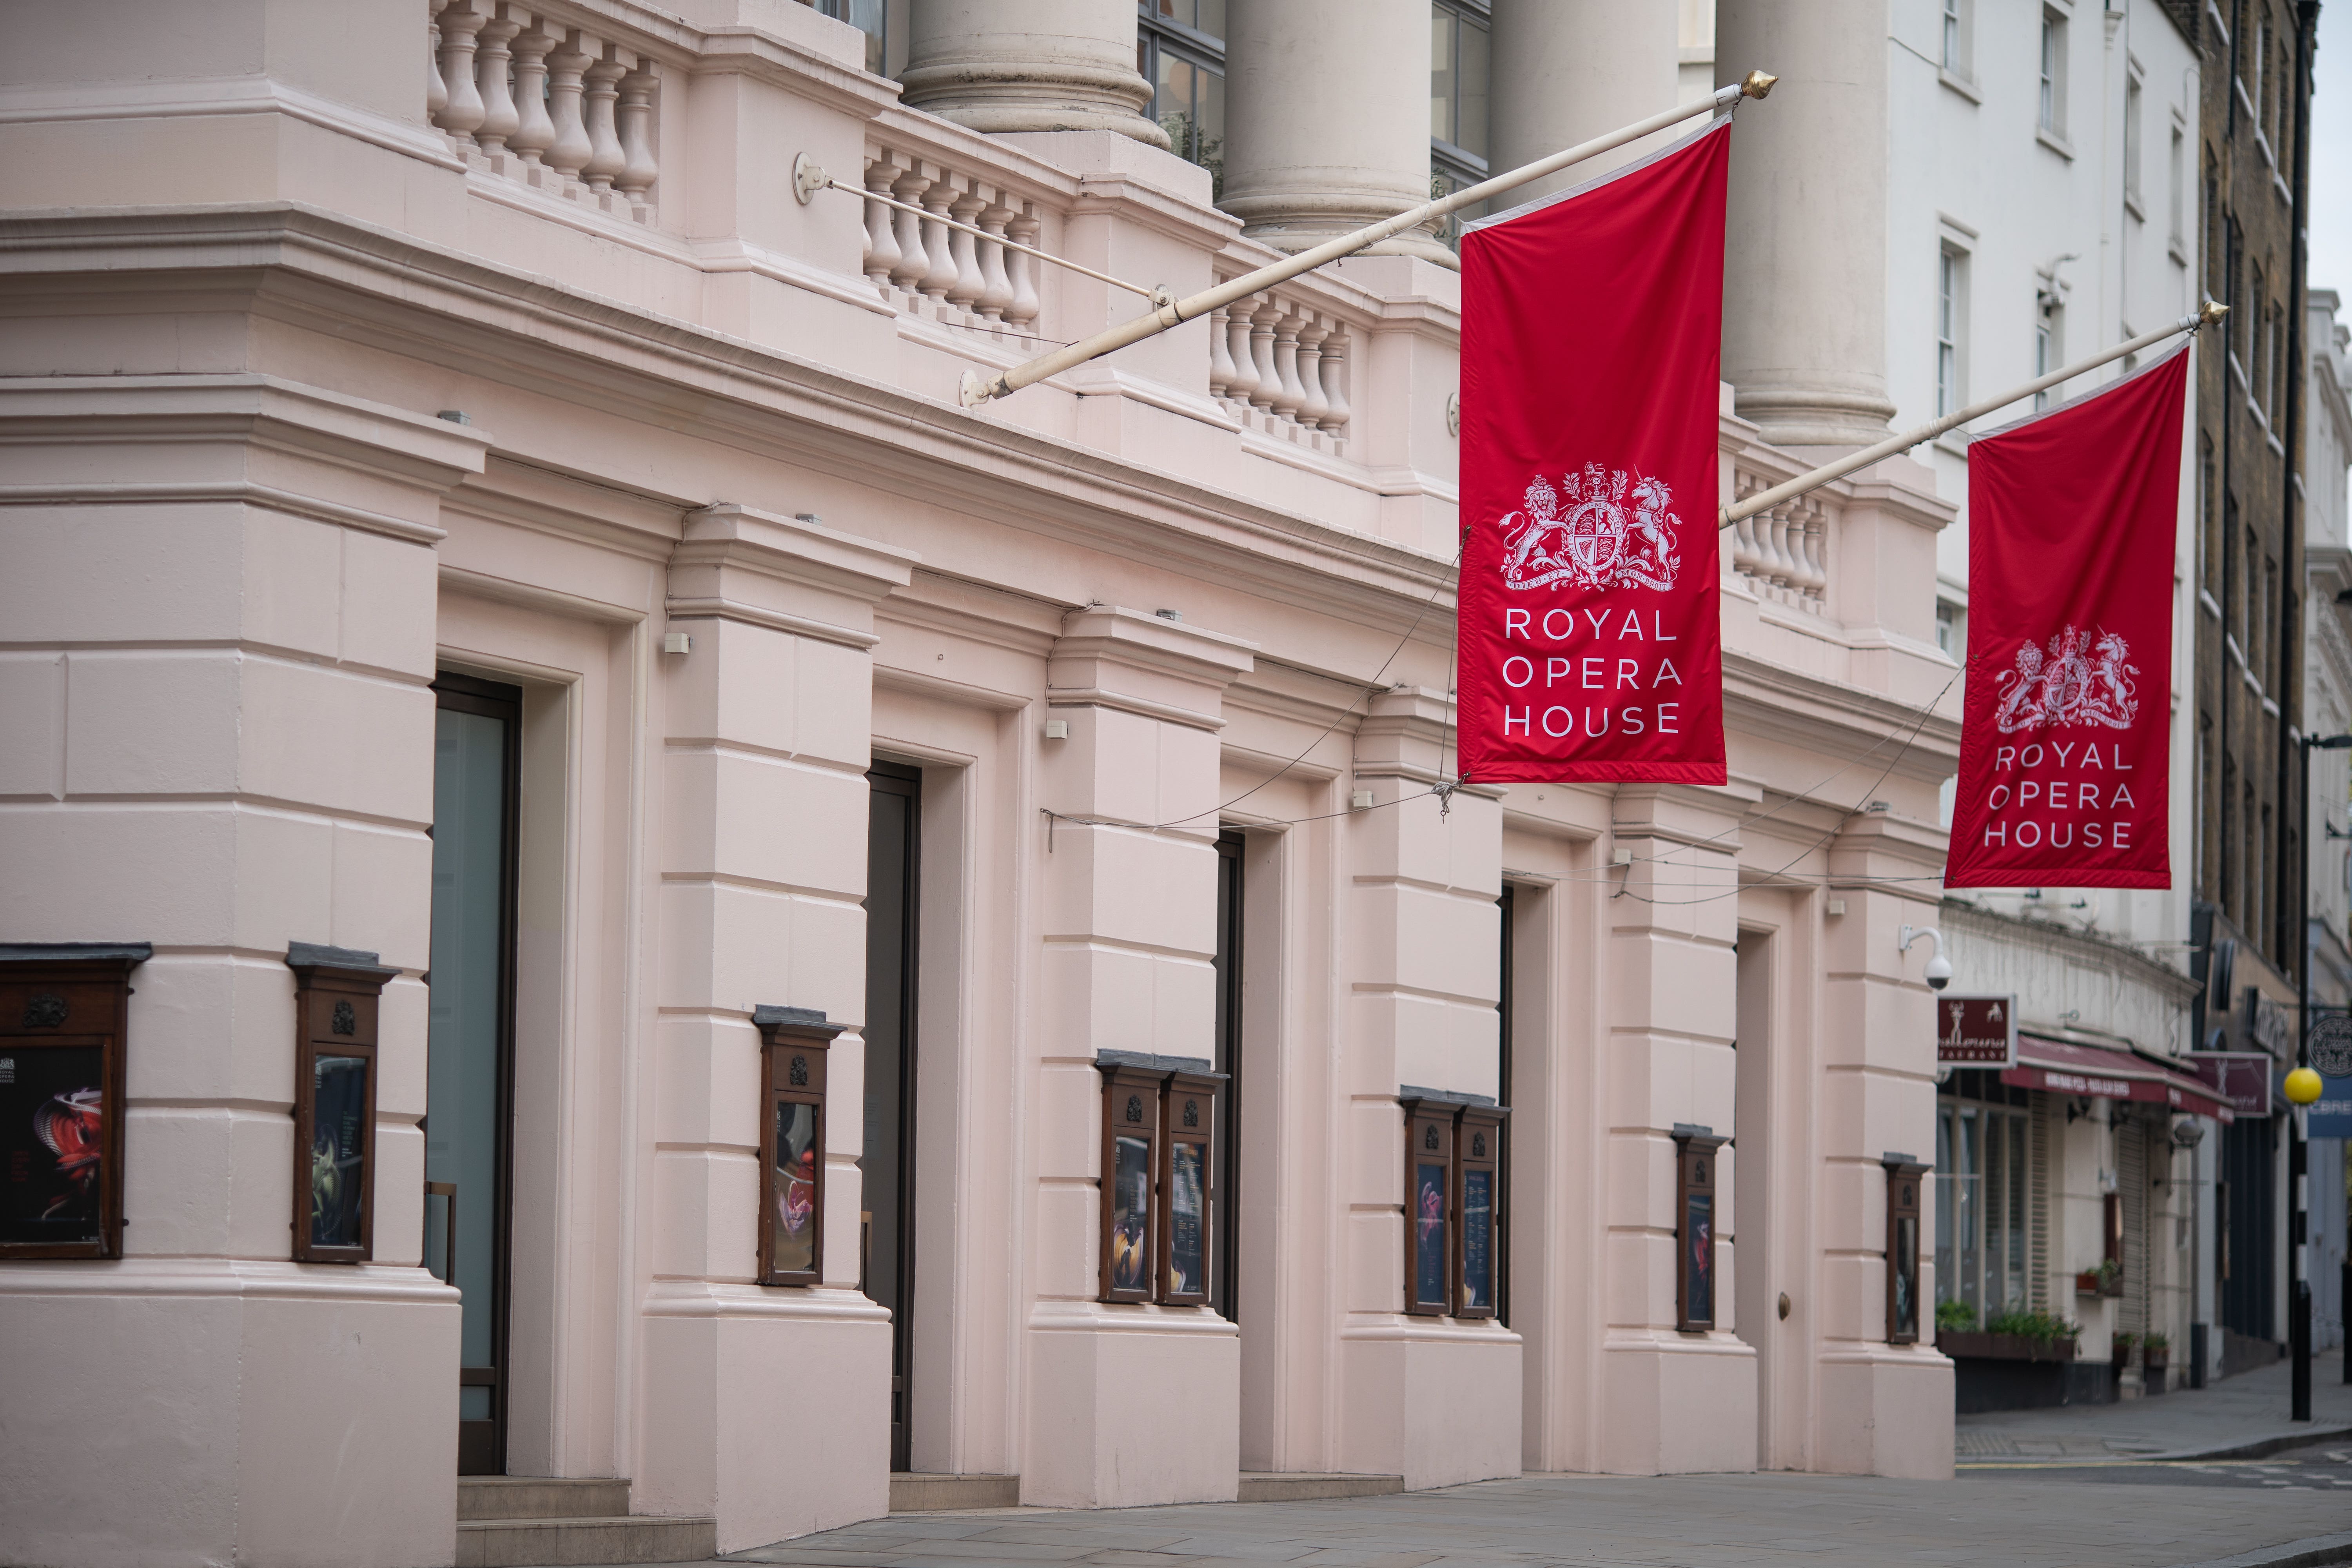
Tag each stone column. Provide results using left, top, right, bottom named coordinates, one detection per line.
left=1221, top=0, right=1453, bottom=264
left=1488, top=0, right=1680, bottom=204
left=637, top=505, right=913, bottom=1551
left=1026, top=607, right=1252, bottom=1509
left=1713, top=0, right=1895, bottom=448
left=901, top=0, right=1166, bottom=147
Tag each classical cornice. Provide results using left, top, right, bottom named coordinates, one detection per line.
left=1723, top=649, right=1962, bottom=786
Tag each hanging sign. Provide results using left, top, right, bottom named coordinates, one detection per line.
left=1944, top=348, right=2189, bottom=888
left=1455, top=118, right=1731, bottom=784
left=1938, top=994, right=2017, bottom=1068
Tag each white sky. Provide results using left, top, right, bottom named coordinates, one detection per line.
left=2312, top=4, right=2352, bottom=308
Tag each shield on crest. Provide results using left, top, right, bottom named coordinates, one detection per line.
left=1564, top=494, right=1624, bottom=581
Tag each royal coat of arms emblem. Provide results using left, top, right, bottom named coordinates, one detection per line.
left=1993, top=625, right=2139, bottom=733
left=1499, top=465, right=1682, bottom=592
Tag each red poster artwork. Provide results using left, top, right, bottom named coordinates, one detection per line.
left=1455, top=118, right=1730, bottom=784
left=1944, top=347, right=2189, bottom=888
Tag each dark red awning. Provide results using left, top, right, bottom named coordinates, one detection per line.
left=2001, top=1035, right=2235, bottom=1123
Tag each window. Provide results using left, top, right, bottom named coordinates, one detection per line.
left=2123, top=73, right=2143, bottom=211
left=800, top=0, right=884, bottom=76
left=1936, top=600, right=1958, bottom=656
left=1935, top=1072, right=2029, bottom=1321
left=757, top=1006, right=841, bottom=1287
left=1210, top=831, right=1246, bottom=1322
left=1402, top=1089, right=1506, bottom=1317
left=2033, top=292, right=2063, bottom=411
left=2038, top=9, right=2067, bottom=137
left=1138, top=1, right=1227, bottom=189
left=1936, top=246, right=1967, bottom=416
left=2169, top=127, right=2185, bottom=249
left=1097, top=1051, right=1224, bottom=1305
left=1941, top=0, right=1971, bottom=76
left=1429, top=0, right=1492, bottom=243
left=2199, top=432, right=2217, bottom=592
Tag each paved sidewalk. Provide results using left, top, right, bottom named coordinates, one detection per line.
left=1958, top=1348, right=2352, bottom=1462
left=709, top=1471, right=2352, bottom=1568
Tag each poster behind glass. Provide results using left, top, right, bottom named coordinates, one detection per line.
left=0, top=1045, right=105, bottom=1247
left=1892, top=1214, right=1918, bottom=1339
left=1684, top=1189, right=1713, bottom=1325
left=1167, top=1140, right=1205, bottom=1298
left=310, top=1053, right=368, bottom=1248
left=1459, top=1167, right=1493, bottom=1312
left=1414, top=1160, right=1449, bottom=1308
left=773, top=1100, right=818, bottom=1274
left=1109, top=1134, right=1152, bottom=1292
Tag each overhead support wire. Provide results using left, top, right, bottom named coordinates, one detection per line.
left=921, top=71, right=1780, bottom=408
left=1718, top=300, right=2229, bottom=531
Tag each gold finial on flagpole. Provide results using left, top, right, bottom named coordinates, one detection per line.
left=2198, top=299, right=2229, bottom=328
left=1742, top=70, right=1779, bottom=99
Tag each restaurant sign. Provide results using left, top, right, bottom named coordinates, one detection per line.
left=2186, top=1052, right=2272, bottom=1118
left=1938, top=995, right=2018, bottom=1068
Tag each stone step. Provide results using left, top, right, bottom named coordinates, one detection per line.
left=458, top=1477, right=633, bottom=1522
left=454, top=1515, right=717, bottom=1568
left=889, top=1473, right=1022, bottom=1512
left=1236, top=1473, right=1405, bottom=1504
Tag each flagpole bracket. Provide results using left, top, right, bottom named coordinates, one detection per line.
left=960, top=370, right=1000, bottom=409
left=792, top=152, right=827, bottom=206
left=1741, top=70, right=1779, bottom=100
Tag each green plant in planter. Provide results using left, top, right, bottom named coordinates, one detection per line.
left=1936, top=1299, right=1978, bottom=1332
left=2112, top=1331, right=2138, bottom=1356
left=2094, top=1259, right=2123, bottom=1292
left=1985, top=1309, right=2078, bottom=1345
left=2142, top=1332, right=2169, bottom=1352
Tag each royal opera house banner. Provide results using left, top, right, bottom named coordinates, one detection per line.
left=1945, top=346, right=2190, bottom=888
left=1455, top=116, right=1731, bottom=784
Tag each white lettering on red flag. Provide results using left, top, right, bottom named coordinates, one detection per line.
left=1944, top=347, right=2189, bottom=889
left=1455, top=119, right=1730, bottom=784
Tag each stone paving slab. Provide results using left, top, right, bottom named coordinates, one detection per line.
left=1956, top=1348, right=2352, bottom=1463
left=709, top=1467, right=2352, bottom=1568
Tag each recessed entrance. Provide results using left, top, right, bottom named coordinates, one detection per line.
left=865, top=762, right=922, bottom=1472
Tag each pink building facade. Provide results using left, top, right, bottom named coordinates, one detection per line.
left=0, top=4, right=1955, bottom=1564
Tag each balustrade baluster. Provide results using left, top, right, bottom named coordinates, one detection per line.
left=976, top=201, right=1014, bottom=321
left=581, top=50, right=626, bottom=191
left=473, top=12, right=521, bottom=156
left=1223, top=304, right=1258, bottom=405
left=918, top=183, right=958, bottom=299
left=435, top=4, right=487, bottom=144
left=862, top=158, right=899, bottom=285
left=947, top=187, right=987, bottom=315
left=427, top=11, right=449, bottom=122
left=1270, top=311, right=1308, bottom=421
left=1295, top=321, right=1330, bottom=429
left=1318, top=331, right=1351, bottom=436
left=508, top=21, right=556, bottom=166
left=1004, top=211, right=1041, bottom=325
left=1799, top=506, right=1828, bottom=609
left=888, top=167, right=931, bottom=295
left=617, top=68, right=659, bottom=200
left=544, top=34, right=593, bottom=183
left=1207, top=302, right=1236, bottom=399
left=1247, top=300, right=1281, bottom=411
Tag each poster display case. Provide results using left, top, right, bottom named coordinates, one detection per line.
left=1158, top=1071, right=1216, bottom=1305
left=1399, top=1087, right=1510, bottom=1318
left=287, top=943, right=398, bottom=1263
left=1094, top=1051, right=1227, bottom=1306
left=0, top=943, right=147, bottom=1260
left=756, top=1005, right=845, bottom=1287
left=1882, top=1152, right=1930, bottom=1344
left=1673, top=1124, right=1727, bottom=1332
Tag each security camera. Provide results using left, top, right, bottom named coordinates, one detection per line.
left=1899, top=925, right=1953, bottom=990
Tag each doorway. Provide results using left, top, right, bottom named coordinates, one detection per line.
left=426, top=673, right=522, bottom=1476
left=1211, top=831, right=1246, bottom=1322
left=864, top=764, right=921, bottom=1472
left=1731, top=927, right=1771, bottom=1465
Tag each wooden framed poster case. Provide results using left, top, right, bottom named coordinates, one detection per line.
left=1882, top=1152, right=1930, bottom=1345
left=0, top=943, right=147, bottom=1260
left=756, top=1005, right=843, bottom=1287
left=1673, top=1123, right=1727, bottom=1332
left=287, top=942, right=397, bottom=1263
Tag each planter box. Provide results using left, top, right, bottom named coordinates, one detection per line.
left=1937, top=1330, right=2078, bottom=1363
left=2143, top=1349, right=2170, bottom=1395
left=2076, top=1271, right=2124, bottom=1298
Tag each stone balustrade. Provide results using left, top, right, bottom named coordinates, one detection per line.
left=859, top=137, right=1049, bottom=341
left=426, top=0, right=661, bottom=225
left=1728, top=460, right=1830, bottom=615
left=1207, top=277, right=1354, bottom=457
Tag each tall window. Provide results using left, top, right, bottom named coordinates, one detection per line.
left=1138, top=1, right=1226, bottom=190
left=1210, top=830, right=1246, bottom=1321
left=1936, top=247, right=1965, bottom=416
left=2033, top=296, right=2062, bottom=411
left=2038, top=9, right=2067, bottom=136
left=802, top=0, right=884, bottom=75
left=2169, top=127, right=2185, bottom=249
left=1429, top=0, right=1492, bottom=243
left=1941, top=0, right=1967, bottom=74
left=2123, top=74, right=2143, bottom=210
left=1936, top=1072, right=2030, bottom=1321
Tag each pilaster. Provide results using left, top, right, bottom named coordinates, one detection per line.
left=1026, top=607, right=1252, bottom=1509
left=640, top=503, right=914, bottom=1550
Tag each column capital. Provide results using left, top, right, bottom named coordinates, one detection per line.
left=1047, top=606, right=1256, bottom=730
left=668, top=503, right=918, bottom=650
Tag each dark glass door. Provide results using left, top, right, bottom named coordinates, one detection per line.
left=426, top=674, right=521, bottom=1476
left=864, top=764, right=920, bottom=1472
left=1212, top=832, right=1245, bottom=1323
left=2220, top=1112, right=2276, bottom=1340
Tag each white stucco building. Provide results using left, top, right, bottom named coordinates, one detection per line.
left=0, top=3, right=2000, bottom=1565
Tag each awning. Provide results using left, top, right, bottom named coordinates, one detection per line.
left=2001, top=1035, right=2236, bottom=1123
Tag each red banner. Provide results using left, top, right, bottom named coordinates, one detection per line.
left=1456, top=120, right=1730, bottom=784
left=1944, top=348, right=2189, bottom=888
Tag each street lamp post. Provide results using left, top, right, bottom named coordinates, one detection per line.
left=2291, top=732, right=2352, bottom=1423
